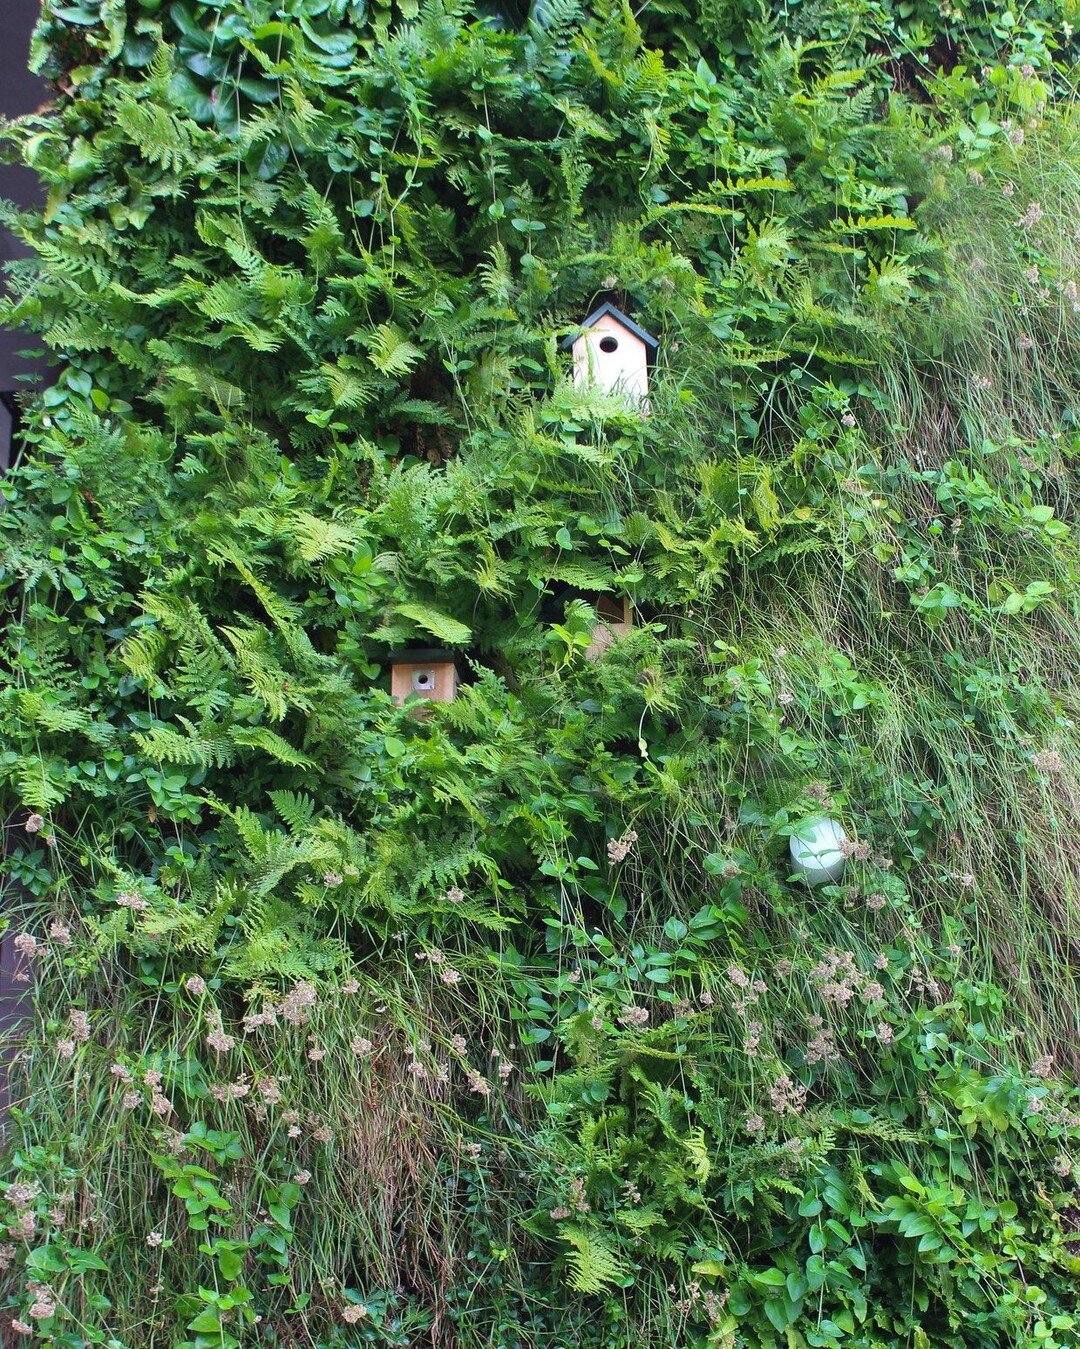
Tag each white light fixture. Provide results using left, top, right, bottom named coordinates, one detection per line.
left=789, top=818, right=848, bottom=888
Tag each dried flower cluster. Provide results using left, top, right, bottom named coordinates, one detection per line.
left=607, top=829, right=638, bottom=864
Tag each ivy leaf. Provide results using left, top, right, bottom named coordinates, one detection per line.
left=49, top=3, right=102, bottom=23
left=169, top=70, right=216, bottom=122
left=246, top=138, right=290, bottom=180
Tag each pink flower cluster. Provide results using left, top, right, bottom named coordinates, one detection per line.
left=239, top=980, right=322, bottom=1035
left=725, top=964, right=767, bottom=1016
left=607, top=829, right=638, bottom=864
left=205, top=1014, right=236, bottom=1054
left=767, top=1075, right=807, bottom=1116
left=839, top=838, right=872, bottom=862
left=5, top=1182, right=40, bottom=1241
left=805, top=1018, right=840, bottom=1067
left=808, top=949, right=862, bottom=1007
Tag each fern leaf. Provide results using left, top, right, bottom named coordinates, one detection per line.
left=269, top=790, right=316, bottom=833
left=231, top=727, right=315, bottom=769
left=393, top=602, right=472, bottom=646
left=364, top=323, right=423, bottom=377
left=561, top=1224, right=629, bottom=1294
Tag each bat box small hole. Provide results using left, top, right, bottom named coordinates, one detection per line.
left=598, top=335, right=619, bottom=353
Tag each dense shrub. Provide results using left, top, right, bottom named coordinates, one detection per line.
left=3, top=0, right=1080, bottom=1343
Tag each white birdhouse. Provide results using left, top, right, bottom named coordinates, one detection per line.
left=560, top=303, right=658, bottom=408
left=789, top=818, right=848, bottom=888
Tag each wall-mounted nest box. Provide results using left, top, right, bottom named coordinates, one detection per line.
left=560, top=303, right=658, bottom=408
left=390, top=648, right=463, bottom=708
left=585, top=593, right=633, bottom=662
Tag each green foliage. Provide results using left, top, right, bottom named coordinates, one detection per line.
left=4, top=0, right=1080, bottom=1343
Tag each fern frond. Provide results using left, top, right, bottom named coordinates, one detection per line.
left=364, top=323, right=423, bottom=377
left=560, top=1224, right=630, bottom=1294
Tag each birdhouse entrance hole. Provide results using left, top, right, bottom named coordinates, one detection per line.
left=412, top=669, right=436, bottom=693
left=599, top=334, right=619, bottom=353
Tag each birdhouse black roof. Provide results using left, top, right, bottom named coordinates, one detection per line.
left=559, top=303, right=659, bottom=353
left=388, top=647, right=461, bottom=665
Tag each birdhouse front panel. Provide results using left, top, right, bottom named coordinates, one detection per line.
left=390, top=656, right=460, bottom=706
left=571, top=311, right=650, bottom=404
left=585, top=594, right=632, bottom=661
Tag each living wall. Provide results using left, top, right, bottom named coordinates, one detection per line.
left=3, top=0, right=1080, bottom=1343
